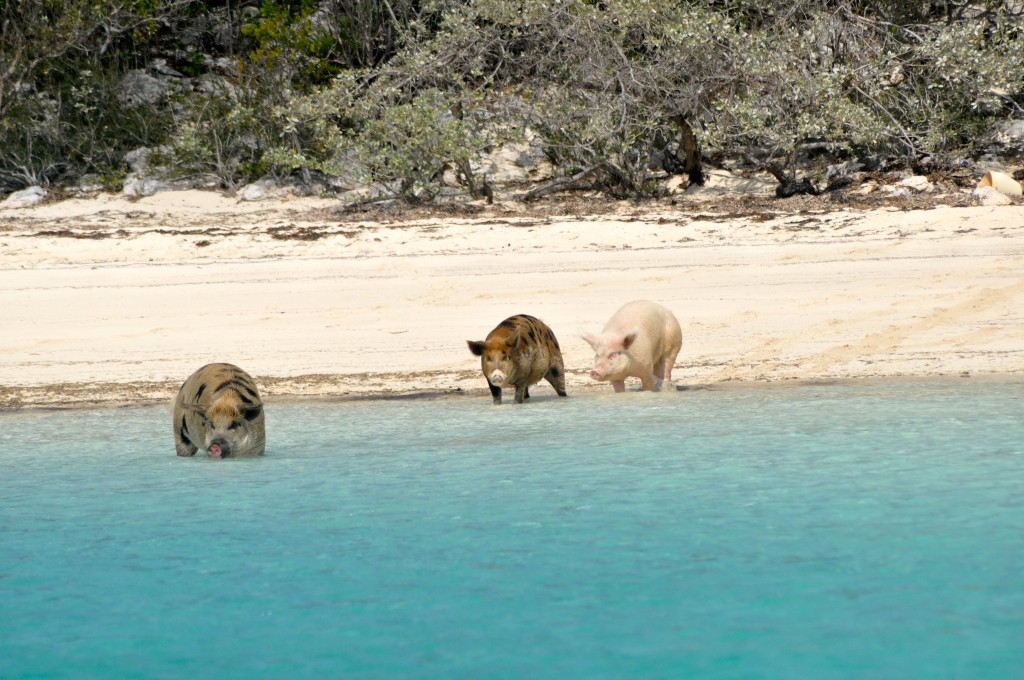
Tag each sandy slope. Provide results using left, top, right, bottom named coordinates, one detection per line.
left=1, top=183, right=1022, bottom=408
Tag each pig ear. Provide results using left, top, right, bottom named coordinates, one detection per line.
left=467, top=340, right=485, bottom=356
left=581, top=331, right=599, bottom=349
left=622, top=327, right=640, bottom=350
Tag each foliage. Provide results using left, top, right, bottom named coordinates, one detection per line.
left=1, top=0, right=1023, bottom=197
left=872, top=13, right=1024, bottom=157
left=272, top=72, right=509, bottom=201
left=703, top=11, right=887, bottom=184
left=0, top=0, right=188, bottom=188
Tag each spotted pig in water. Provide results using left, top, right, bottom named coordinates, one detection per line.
left=173, top=363, right=265, bottom=458
left=582, top=300, right=682, bottom=392
left=467, top=314, right=568, bottom=405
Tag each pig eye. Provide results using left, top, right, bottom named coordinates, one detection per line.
left=228, top=422, right=241, bottom=430
left=502, top=353, right=509, bottom=360
left=608, top=352, right=617, bottom=359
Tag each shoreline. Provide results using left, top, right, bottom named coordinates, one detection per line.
left=2, top=186, right=1023, bottom=410
left=2, top=372, right=1020, bottom=413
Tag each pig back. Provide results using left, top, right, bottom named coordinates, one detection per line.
left=491, top=314, right=563, bottom=382
left=604, top=300, right=681, bottom=361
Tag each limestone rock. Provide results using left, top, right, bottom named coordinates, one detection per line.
left=119, top=70, right=172, bottom=108
left=973, top=186, right=1013, bottom=206
left=899, top=176, right=933, bottom=192
left=1, top=186, right=46, bottom=208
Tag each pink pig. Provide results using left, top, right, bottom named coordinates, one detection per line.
left=582, top=300, right=682, bottom=392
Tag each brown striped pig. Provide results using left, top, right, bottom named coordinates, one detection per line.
left=582, top=300, right=682, bottom=393
left=467, top=314, right=569, bottom=405
left=173, top=363, right=266, bottom=458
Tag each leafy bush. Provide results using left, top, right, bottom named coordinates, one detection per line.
left=271, top=71, right=509, bottom=201
left=3, top=0, right=1023, bottom=198
left=0, top=0, right=187, bottom=188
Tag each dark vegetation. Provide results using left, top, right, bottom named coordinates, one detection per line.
left=1, top=0, right=1022, bottom=201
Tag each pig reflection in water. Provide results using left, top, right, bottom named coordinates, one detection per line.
left=582, top=300, right=682, bottom=392
left=467, top=314, right=568, bottom=405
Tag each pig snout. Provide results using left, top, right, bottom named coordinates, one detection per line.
left=208, top=437, right=231, bottom=458
left=488, top=370, right=506, bottom=386
left=591, top=358, right=614, bottom=381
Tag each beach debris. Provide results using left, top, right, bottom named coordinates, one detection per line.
left=583, top=300, right=682, bottom=393
left=975, top=170, right=1022, bottom=196
left=467, top=314, right=568, bottom=405
left=1, top=186, right=46, bottom=208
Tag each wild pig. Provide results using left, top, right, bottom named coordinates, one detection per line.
left=467, top=314, right=568, bottom=405
left=582, top=300, right=682, bottom=392
left=173, top=363, right=266, bottom=458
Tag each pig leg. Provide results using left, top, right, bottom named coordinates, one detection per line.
left=174, top=415, right=198, bottom=457
left=514, top=383, right=528, bottom=404
left=654, top=357, right=667, bottom=383
left=175, top=438, right=198, bottom=457
left=661, top=344, right=681, bottom=385
left=652, top=361, right=665, bottom=391
left=545, top=363, right=568, bottom=397
left=524, top=385, right=531, bottom=400
left=653, top=356, right=671, bottom=390
left=640, top=372, right=658, bottom=391
left=612, top=380, right=626, bottom=393
left=488, top=380, right=502, bottom=405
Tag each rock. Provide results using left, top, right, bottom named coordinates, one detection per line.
left=119, top=70, right=172, bottom=107
left=479, top=129, right=553, bottom=183
left=149, top=58, right=183, bottom=78
left=197, top=73, right=237, bottom=99
left=124, top=147, right=153, bottom=175
left=77, top=175, right=105, bottom=193
left=121, top=146, right=184, bottom=196
left=122, top=174, right=172, bottom=197
left=1, top=186, right=46, bottom=208
left=211, top=57, right=239, bottom=76
left=238, top=178, right=277, bottom=201
left=899, top=175, right=933, bottom=192
left=991, top=119, right=1024, bottom=154
left=973, top=186, right=1013, bottom=206
left=825, top=160, right=863, bottom=181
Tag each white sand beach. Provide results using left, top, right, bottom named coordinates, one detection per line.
left=1, top=177, right=1022, bottom=408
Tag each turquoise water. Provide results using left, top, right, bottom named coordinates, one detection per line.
left=2, top=380, right=1023, bottom=678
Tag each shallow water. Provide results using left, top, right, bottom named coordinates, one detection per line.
left=2, top=380, right=1023, bottom=678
